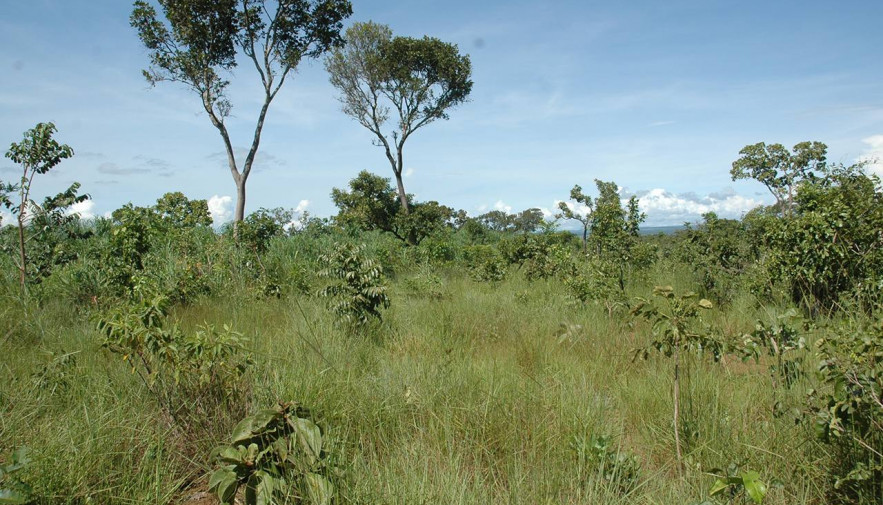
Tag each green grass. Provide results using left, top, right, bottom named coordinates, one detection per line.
left=0, top=259, right=830, bottom=504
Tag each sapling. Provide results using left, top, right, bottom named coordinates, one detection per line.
left=632, top=286, right=724, bottom=468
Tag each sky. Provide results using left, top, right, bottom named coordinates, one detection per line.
left=1, top=0, right=882, bottom=227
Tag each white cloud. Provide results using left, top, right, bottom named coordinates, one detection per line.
left=493, top=200, right=512, bottom=213
left=556, top=199, right=592, bottom=218
left=67, top=199, right=95, bottom=219
left=539, top=206, right=557, bottom=220
left=859, top=135, right=883, bottom=177
left=404, top=167, right=415, bottom=177
left=287, top=199, right=311, bottom=231
left=0, top=209, right=12, bottom=227
left=208, top=195, right=233, bottom=225
left=634, top=188, right=764, bottom=225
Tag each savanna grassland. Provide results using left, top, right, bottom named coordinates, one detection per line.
left=0, top=176, right=881, bottom=505
left=1, top=2, right=881, bottom=504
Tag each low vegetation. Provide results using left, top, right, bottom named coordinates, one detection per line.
left=1, top=132, right=881, bottom=504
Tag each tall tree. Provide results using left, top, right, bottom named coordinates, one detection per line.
left=131, top=0, right=352, bottom=224
left=325, top=21, right=472, bottom=214
left=731, top=141, right=827, bottom=217
left=4, top=122, right=80, bottom=289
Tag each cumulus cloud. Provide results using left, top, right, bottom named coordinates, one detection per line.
left=67, top=199, right=96, bottom=219
left=493, top=200, right=512, bottom=213
left=859, top=135, right=883, bottom=177
left=634, top=188, right=764, bottom=225
left=287, top=200, right=311, bottom=231
left=545, top=187, right=765, bottom=228
left=208, top=195, right=233, bottom=225
left=555, top=199, right=592, bottom=218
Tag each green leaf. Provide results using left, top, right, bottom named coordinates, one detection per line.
left=0, top=489, right=32, bottom=504
left=304, top=473, right=334, bottom=505
left=294, top=417, right=323, bottom=463
left=215, top=446, right=243, bottom=464
left=741, top=471, right=767, bottom=504
left=709, top=478, right=729, bottom=497
left=10, top=448, right=29, bottom=469
left=254, top=471, right=277, bottom=505
left=209, top=467, right=239, bottom=504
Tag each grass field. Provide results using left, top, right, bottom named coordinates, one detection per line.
left=0, top=251, right=833, bottom=504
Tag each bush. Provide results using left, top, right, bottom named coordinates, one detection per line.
left=209, top=402, right=335, bottom=505
left=318, top=243, right=390, bottom=328
left=97, top=290, right=253, bottom=456
left=464, top=245, right=507, bottom=283
left=808, top=320, right=883, bottom=504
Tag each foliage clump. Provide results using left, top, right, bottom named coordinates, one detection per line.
left=318, top=243, right=390, bottom=327
left=210, top=402, right=335, bottom=505
left=809, top=320, right=883, bottom=503
left=571, top=434, right=640, bottom=495
left=97, top=288, right=253, bottom=454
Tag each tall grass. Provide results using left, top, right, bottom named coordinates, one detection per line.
left=0, top=238, right=836, bottom=504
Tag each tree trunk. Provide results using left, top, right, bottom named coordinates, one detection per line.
left=235, top=178, right=247, bottom=224
left=17, top=214, right=26, bottom=290
left=673, top=346, right=683, bottom=471
left=394, top=143, right=409, bottom=214
left=394, top=171, right=409, bottom=214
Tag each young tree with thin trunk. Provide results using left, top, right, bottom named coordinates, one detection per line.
left=4, top=122, right=76, bottom=290
left=325, top=21, right=472, bottom=214
left=131, top=0, right=352, bottom=224
left=556, top=184, right=594, bottom=252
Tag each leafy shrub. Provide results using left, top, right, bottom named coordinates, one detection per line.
left=760, top=166, right=883, bottom=314
left=97, top=290, right=253, bottom=454
left=318, top=243, right=390, bottom=327
left=808, top=320, right=883, bottom=504
left=563, top=258, right=626, bottom=316
left=464, top=245, right=507, bottom=282
left=209, top=402, right=335, bottom=505
left=738, top=309, right=806, bottom=388
left=331, top=171, right=452, bottom=246
left=499, top=232, right=576, bottom=281
left=677, top=213, right=751, bottom=304
left=236, top=207, right=290, bottom=256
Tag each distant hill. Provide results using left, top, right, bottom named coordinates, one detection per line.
left=561, top=224, right=685, bottom=237
left=638, top=225, right=685, bottom=236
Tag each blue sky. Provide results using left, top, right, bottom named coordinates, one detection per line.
left=2, top=0, right=882, bottom=226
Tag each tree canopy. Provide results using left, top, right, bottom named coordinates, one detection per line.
left=131, top=0, right=352, bottom=223
left=331, top=170, right=452, bottom=245
left=325, top=21, right=472, bottom=213
left=731, top=141, right=828, bottom=217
